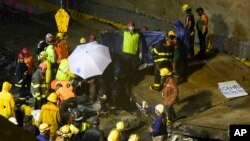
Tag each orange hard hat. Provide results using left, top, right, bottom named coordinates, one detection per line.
left=21, top=48, right=28, bottom=55
left=51, top=80, right=58, bottom=90
left=127, top=20, right=135, bottom=26
left=18, top=52, right=24, bottom=59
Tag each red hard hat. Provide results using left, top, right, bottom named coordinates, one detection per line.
left=127, top=20, right=135, bottom=26
left=88, top=33, right=96, bottom=42
left=18, top=52, right=24, bottom=59
left=21, top=48, right=28, bottom=55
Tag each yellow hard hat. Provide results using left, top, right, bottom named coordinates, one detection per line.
left=167, top=30, right=176, bottom=37
left=128, top=134, right=140, bottom=141
left=47, top=92, right=58, bottom=103
left=56, top=32, right=64, bottom=39
left=80, top=37, right=86, bottom=44
left=39, top=51, right=48, bottom=59
left=60, top=125, right=72, bottom=138
left=160, top=68, right=172, bottom=76
left=182, top=3, right=191, bottom=11
left=107, top=129, right=120, bottom=141
left=39, top=123, right=50, bottom=133
left=116, top=121, right=125, bottom=131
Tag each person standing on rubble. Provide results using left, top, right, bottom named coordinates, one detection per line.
left=15, top=52, right=29, bottom=102
left=122, top=20, right=143, bottom=85
left=150, top=31, right=174, bottom=91
left=36, top=33, right=54, bottom=61
left=182, top=3, right=195, bottom=61
left=30, top=62, right=48, bottom=109
left=196, top=7, right=208, bottom=60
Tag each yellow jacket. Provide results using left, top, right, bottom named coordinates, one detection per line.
left=56, top=59, right=75, bottom=81
left=46, top=44, right=56, bottom=64
left=21, top=104, right=33, bottom=116
left=0, top=82, right=16, bottom=119
left=39, top=102, right=60, bottom=138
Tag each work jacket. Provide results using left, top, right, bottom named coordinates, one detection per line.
left=56, top=59, right=75, bottom=81
left=55, top=39, right=69, bottom=64
left=122, top=30, right=141, bottom=55
left=24, top=54, right=35, bottom=75
left=45, top=44, right=56, bottom=64
left=0, top=81, right=16, bottom=118
left=30, top=69, right=47, bottom=99
left=39, top=102, right=60, bottom=138
left=15, top=61, right=28, bottom=88
left=162, top=76, right=178, bottom=106
left=152, top=38, right=174, bottom=63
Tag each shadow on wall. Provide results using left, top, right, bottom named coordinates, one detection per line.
left=176, top=89, right=213, bottom=119
left=210, top=14, right=229, bottom=52
left=224, top=19, right=250, bottom=60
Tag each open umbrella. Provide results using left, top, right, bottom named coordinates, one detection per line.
left=68, top=42, right=112, bottom=79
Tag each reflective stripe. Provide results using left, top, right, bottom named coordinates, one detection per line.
left=154, top=58, right=172, bottom=62
left=18, top=79, right=23, bottom=84
left=19, top=97, right=26, bottom=100
left=31, top=83, right=40, bottom=88
left=15, top=84, right=22, bottom=87
left=32, top=92, right=40, bottom=97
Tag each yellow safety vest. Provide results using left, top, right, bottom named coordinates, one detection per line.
left=122, top=31, right=139, bottom=54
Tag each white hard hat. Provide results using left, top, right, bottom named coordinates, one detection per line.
left=155, top=104, right=165, bottom=114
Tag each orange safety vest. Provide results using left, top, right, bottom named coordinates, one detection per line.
left=24, top=54, right=34, bottom=75
left=55, top=39, right=69, bottom=64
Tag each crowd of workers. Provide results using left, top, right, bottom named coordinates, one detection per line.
left=0, top=3, right=208, bottom=141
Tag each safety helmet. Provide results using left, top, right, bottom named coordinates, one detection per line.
left=39, top=123, right=50, bottom=133
left=9, top=117, right=18, bottom=125
left=18, top=52, right=24, bottom=59
left=167, top=30, right=176, bottom=37
left=127, top=20, right=135, bottom=27
left=39, top=51, right=48, bottom=59
left=60, top=125, right=72, bottom=138
left=46, top=33, right=53, bottom=39
left=116, top=121, right=125, bottom=131
left=160, top=68, right=172, bottom=76
left=88, top=33, right=96, bottom=42
left=47, top=92, right=58, bottom=103
left=79, top=37, right=86, bottom=44
left=155, top=104, right=165, bottom=114
left=56, top=32, right=64, bottom=39
left=21, top=48, right=28, bottom=55
left=141, top=25, right=148, bottom=31
left=107, top=129, right=121, bottom=141
left=182, top=3, right=191, bottom=11
left=128, top=134, right=140, bottom=141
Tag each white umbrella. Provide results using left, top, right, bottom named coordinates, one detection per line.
left=68, top=42, right=112, bottom=79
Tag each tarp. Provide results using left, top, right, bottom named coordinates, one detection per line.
left=100, top=30, right=165, bottom=64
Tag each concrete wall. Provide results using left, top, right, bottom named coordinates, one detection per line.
left=93, top=0, right=250, bottom=59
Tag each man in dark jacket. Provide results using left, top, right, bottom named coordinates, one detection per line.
left=22, top=115, right=40, bottom=136
left=83, top=116, right=106, bottom=141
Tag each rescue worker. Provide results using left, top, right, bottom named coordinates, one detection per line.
left=182, top=3, right=195, bottom=61
left=196, top=7, right=208, bottom=60
left=21, top=48, right=35, bottom=93
left=37, top=123, right=50, bottom=141
left=36, top=33, right=54, bottom=60
left=83, top=116, right=105, bottom=141
left=174, top=21, right=189, bottom=83
left=30, top=62, right=47, bottom=109
left=107, top=128, right=121, bottom=141
left=39, top=51, right=52, bottom=96
left=122, top=20, right=143, bottom=84
left=39, top=92, right=60, bottom=140
left=128, top=134, right=140, bottom=141
left=54, top=32, right=70, bottom=64
left=45, top=37, right=57, bottom=80
left=0, top=81, right=16, bottom=119
left=161, top=68, right=178, bottom=124
left=55, top=59, right=75, bottom=81
left=116, top=121, right=128, bottom=141
left=150, top=31, right=174, bottom=91
left=15, top=52, right=29, bottom=102
left=148, top=104, right=167, bottom=141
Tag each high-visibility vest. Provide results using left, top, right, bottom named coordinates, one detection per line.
left=122, top=31, right=140, bottom=54
left=45, top=44, right=56, bottom=64
left=56, top=59, right=75, bottom=81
